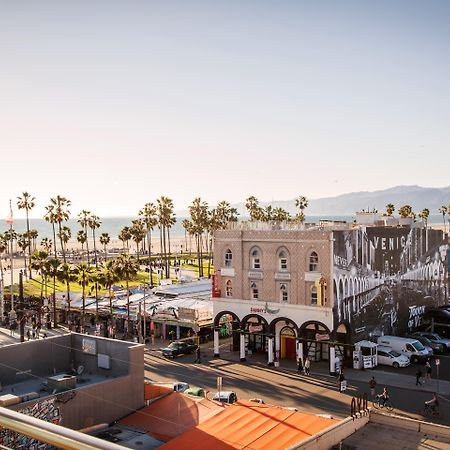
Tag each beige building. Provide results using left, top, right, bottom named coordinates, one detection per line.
left=212, top=225, right=344, bottom=370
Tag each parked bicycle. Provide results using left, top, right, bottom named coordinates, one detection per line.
left=372, top=394, right=394, bottom=411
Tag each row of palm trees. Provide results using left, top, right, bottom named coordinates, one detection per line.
left=31, top=251, right=139, bottom=331
left=244, top=195, right=309, bottom=223
left=384, top=203, right=450, bottom=231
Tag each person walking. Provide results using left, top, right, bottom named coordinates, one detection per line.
left=339, top=371, right=346, bottom=393
left=36, top=322, right=41, bottom=339
left=297, top=358, right=304, bottom=375
left=194, top=346, right=201, bottom=364
left=425, top=360, right=432, bottom=382
left=32, top=324, right=36, bottom=340
left=416, top=368, right=423, bottom=386
left=304, top=356, right=311, bottom=375
left=369, top=376, right=377, bottom=396
left=26, top=329, right=31, bottom=341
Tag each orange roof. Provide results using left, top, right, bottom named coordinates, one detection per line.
left=119, top=392, right=225, bottom=441
left=160, top=400, right=337, bottom=450
left=144, top=382, right=173, bottom=401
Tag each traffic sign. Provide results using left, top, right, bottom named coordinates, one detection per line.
left=436, top=359, right=440, bottom=366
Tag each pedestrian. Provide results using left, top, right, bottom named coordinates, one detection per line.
left=304, top=356, right=311, bottom=375
left=36, top=322, right=41, bottom=339
left=369, top=376, right=377, bottom=396
left=425, top=360, right=432, bottom=382
left=26, top=329, right=31, bottom=341
left=32, top=325, right=36, bottom=340
left=416, top=368, right=422, bottom=386
left=297, top=358, right=304, bottom=375
left=339, top=371, right=346, bottom=393
left=10, top=320, right=17, bottom=337
left=194, top=346, right=201, bottom=364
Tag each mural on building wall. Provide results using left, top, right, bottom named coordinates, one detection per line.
left=333, top=226, right=448, bottom=342
left=0, top=398, right=61, bottom=449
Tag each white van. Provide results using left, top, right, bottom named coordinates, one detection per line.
left=377, top=336, right=431, bottom=363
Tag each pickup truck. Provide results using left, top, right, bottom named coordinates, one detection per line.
left=161, top=341, right=198, bottom=358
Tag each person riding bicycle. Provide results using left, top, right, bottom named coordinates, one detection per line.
left=425, top=392, right=439, bottom=412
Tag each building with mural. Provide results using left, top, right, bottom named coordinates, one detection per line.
left=212, top=220, right=448, bottom=370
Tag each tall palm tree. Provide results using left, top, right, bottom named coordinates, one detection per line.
left=398, top=205, right=413, bottom=218
left=157, top=196, right=176, bottom=278
left=78, top=210, right=91, bottom=265
left=31, top=250, right=49, bottom=320
left=295, top=196, right=309, bottom=224
left=130, top=219, right=146, bottom=261
left=44, top=205, right=58, bottom=257
left=98, top=260, right=120, bottom=317
left=272, top=207, right=290, bottom=222
left=40, top=237, right=53, bottom=253
left=17, top=233, right=30, bottom=276
left=118, top=226, right=132, bottom=252
left=49, top=195, right=71, bottom=263
left=73, top=262, right=95, bottom=327
left=385, top=204, right=395, bottom=216
left=114, top=254, right=139, bottom=336
left=17, top=192, right=35, bottom=278
left=77, top=229, right=87, bottom=253
left=139, top=202, right=157, bottom=286
left=88, top=214, right=101, bottom=268
left=99, top=232, right=110, bottom=259
left=47, top=257, right=61, bottom=327
left=418, top=208, right=430, bottom=228
left=57, top=262, right=74, bottom=315
left=188, top=198, right=209, bottom=278
left=245, top=196, right=262, bottom=221
left=438, top=206, right=447, bottom=232
left=182, top=219, right=193, bottom=255
left=29, top=229, right=38, bottom=252
left=58, top=226, right=72, bottom=256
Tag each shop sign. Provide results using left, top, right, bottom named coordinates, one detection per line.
left=250, top=302, right=280, bottom=315
left=315, top=333, right=330, bottom=341
left=212, top=273, right=221, bottom=297
left=248, top=324, right=263, bottom=333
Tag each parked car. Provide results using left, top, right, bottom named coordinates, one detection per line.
left=414, top=332, right=450, bottom=350
left=212, top=391, right=238, bottom=404
left=161, top=341, right=198, bottom=358
left=249, top=398, right=265, bottom=404
left=184, top=387, right=205, bottom=397
left=377, top=336, right=431, bottom=363
left=406, top=334, right=444, bottom=354
left=377, top=345, right=410, bottom=368
left=172, top=382, right=190, bottom=393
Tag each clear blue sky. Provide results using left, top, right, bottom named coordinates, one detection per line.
left=1, top=1, right=449, bottom=218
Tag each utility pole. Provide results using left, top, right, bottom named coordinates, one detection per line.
left=138, top=301, right=143, bottom=344
left=19, top=271, right=25, bottom=342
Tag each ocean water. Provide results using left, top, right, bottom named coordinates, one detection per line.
left=0, top=215, right=445, bottom=242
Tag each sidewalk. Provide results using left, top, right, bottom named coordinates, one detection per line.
left=0, top=323, right=71, bottom=345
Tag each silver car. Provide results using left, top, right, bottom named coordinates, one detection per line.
left=416, top=332, right=450, bottom=350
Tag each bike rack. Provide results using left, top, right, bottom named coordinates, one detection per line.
left=351, top=392, right=369, bottom=420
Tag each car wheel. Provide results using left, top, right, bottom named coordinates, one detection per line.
left=393, top=362, right=399, bottom=369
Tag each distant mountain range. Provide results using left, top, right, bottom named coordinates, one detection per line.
left=190, top=186, right=450, bottom=216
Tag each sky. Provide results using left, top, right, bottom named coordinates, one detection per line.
left=1, top=0, right=449, bottom=218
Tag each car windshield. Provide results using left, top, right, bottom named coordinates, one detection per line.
left=433, top=334, right=442, bottom=339
left=168, top=343, right=179, bottom=349
left=412, top=341, right=425, bottom=351
left=389, top=350, right=401, bottom=357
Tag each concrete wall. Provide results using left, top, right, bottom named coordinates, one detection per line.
left=0, top=335, right=71, bottom=386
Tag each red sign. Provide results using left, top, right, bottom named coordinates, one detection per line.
left=212, top=273, right=221, bottom=298
left=315, top=333, right=330, bottom=342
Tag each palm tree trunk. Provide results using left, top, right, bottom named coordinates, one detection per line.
left=52, top=224, right=57, bottom=257
left=126, top=277, right=130, bottom=336
left=109, top=286, right=113, bottom=317
left=26, top=209, right=32, bottom=279
left=85, top=225, right=90, bottom=266
left=148, top=229, right=153, bottom=287
left=53, top=275, right=57, bottom=327
left=58, top=221, right=66, bottom=264
left=167, top=227, right=171, bottom=278
left=82, top=283, right=85, bottom=329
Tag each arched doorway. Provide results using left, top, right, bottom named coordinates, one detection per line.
left=335, top=322, right=352, bottom=365
left=299, top=321, right=331, bottom=362
left=241, top=314, right=269, bottom=355
left=214, top=311, right=241, bottom=351
left=270, top=317, right=298, bottom=361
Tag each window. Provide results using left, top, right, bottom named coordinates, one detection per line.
left=311, top=286, right=318, bottom=305
left=224, top=249, right=233, bottom=267
left=309, top=251, right=319, bottom=271
left=250, top=281, right=259, bottom=300
left=251, top=248, right=261, bottom=269
left=280, top=283, right=288, bottom=302
left=225, top=280, right=232, bottom=297
left=279, top=250, right=288, bottom=271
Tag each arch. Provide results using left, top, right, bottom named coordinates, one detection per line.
left=224, top=248, right=233, bottom=267
left=250, top=246, right=262, bottom=270
left=214, top=310, right=240, bottom=327
left=308, top=251, right=319, bottom=272
left=225, top=279, right=233, bottom=297
left=277, top=246, right=290, bottom=271
left=269, top=317, right=299, bottom=335
left=241, top=314, right=269, bottom=330
left=298, top=320, right=331, bottom=336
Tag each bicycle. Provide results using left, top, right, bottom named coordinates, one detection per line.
left=372, top=394, right=394, bottom=411
left=422, top=403, right=444, bottom=419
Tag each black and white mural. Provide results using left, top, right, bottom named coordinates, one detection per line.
left=333, top=226, right=448, bottom=342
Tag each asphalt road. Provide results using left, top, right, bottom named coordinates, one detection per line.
left=144, top=350, right=450, bottom=426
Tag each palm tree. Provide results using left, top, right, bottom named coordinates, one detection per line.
left=214, top=201, right=239, bottom=226
left=385, top=204, right=395, bottom=216
left=17, top=233, right=30, bottom=276
left=114, top=254, right=139, bottom=336
left=438, top=206, right=447, bottom=232
left=139, top=202, right=158, bottom=286
left=73, top=262, right=95, bottom=327
left=130, top=219, right=146, bottom=261
left=245, top=196, right=262, bottom=221
left=294, top=196, right=309, bottom=224
left=182, top=219, right=193, bottom=255
left=418, top=208, right=430, bottom=228
left=47, top=257, right=61, bottom=327
left=98, top=261, right=120, bottom=317
left=31, top=250, right=49, bottom=320
left=188, top=198, right=209, bottom=278
left=78, top=210, right=91, bottom=264
left=29, top=229, right=38, bottom=252
left=99, top=232, right=110, bottom=259
left=40, top=237, right=53, bottom=253
left=17, top=192, right=35, bottom=278
left=58, top=226, right=72, bottom=256
left=118, top=226, right=132, bottom=252
left=157, top=196, right=176, bottom=278
left=44, top=205, right=58, bottom=257
left=272, top=207, right=290, bottom=222
left=57, top=263, right=74, bottom=315
left=88, top=214, right=101, bottom=267
left=49, top=195, right=71, bottom=263
left=77, top=229, right=87, bottom=253
left=398, top=205, right=413, bottom=218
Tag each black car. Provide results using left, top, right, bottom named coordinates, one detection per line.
left=406, top=334, right=444, bottom=354
left=161, top=341, right=198, bottom=358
